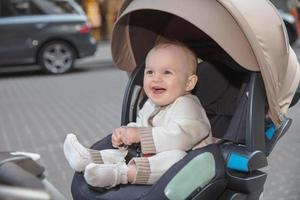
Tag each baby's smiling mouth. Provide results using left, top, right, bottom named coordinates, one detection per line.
left=151, top=86, right=166, bottom=94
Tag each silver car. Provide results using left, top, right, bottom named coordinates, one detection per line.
left=0, top=0, right=97, bottom=74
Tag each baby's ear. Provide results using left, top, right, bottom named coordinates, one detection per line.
left=186, top=74, right=198, bottom=92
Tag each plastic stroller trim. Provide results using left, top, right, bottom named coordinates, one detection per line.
left=0, top=152, right=28, bottom=166
left=265, top=124, right=276, bottom=140
left=0, top=162, right=44, bottom=189
left=0, top=184, right=50, bottom=200
left=225, top=170, right=267, bottom=194
left=164, top=152, right=216, bottom=200
left=0, top=152, right=45, bottom=178
left=265, top=117, right=292, bottom=155
left=227, top=153, right=248, bottom=172
left=246, top=73, right=266, bottom=152
left=121, top=65, right=144, bottom=125
left=224, top=147, right=268, bottom=173
left=0, top=152, right=67, bottom=200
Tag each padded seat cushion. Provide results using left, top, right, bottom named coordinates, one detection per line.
left=72, top=175, right=151, bottom=200
left=71, top=135, right=225, bottom=200
left=193, top=62, right=246, bottom=140
left=194, top=62, right=229, bottom=108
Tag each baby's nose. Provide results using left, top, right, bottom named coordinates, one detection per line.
left=152, top=74, right=163, bottom=82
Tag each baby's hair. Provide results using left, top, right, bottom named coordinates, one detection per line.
left=151, top=39, right=198, bottom=74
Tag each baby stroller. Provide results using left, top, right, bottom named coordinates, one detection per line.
left=1, top=0, right=299, bottom=199
left=70, top=0, right=300, bottom=199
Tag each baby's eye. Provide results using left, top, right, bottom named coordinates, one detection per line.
left=145, top=70, right=153, bottom=75
left=164, top=70, right=172, bottom=75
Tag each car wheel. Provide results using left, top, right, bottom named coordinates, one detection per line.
left=38, top=41, right=75, bottom=74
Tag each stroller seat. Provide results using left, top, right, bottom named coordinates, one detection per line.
left=71, top=134, right=225, bottom=200
left=71, top=60, right=271, bottom=200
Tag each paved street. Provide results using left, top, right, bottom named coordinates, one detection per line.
left=0, top=42, right=300, bottom=200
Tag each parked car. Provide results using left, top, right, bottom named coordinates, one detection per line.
left=0, top=0, right=97, bottom=74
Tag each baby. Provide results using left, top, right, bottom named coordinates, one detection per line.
left=64, top=41, right=213, bottom=188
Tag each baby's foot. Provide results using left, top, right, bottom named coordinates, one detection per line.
left=63, top=133, right=91, bottom=172
left=84, top=163, right=128, bottom=188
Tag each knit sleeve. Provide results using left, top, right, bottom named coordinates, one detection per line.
left=139, top=127, right=156, bottom=153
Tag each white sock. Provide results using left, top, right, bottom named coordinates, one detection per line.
left=63, top=133, right=91, bottom=172
left=84, top=163, right=128, bottom=188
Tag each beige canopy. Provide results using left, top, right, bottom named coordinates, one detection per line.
left=111, top=0, right=300, bottom=126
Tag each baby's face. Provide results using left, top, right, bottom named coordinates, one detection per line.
left=144, top=45, right=196, bottom=106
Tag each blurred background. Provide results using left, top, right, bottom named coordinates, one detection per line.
left=75, top=0, right=122, bottom=42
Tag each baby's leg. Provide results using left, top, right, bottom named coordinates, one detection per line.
left=83, top=150, right=186, bottom=188
left=63, top=134, right=127, bottom=171
left=129, top=150, right=187, bottom=185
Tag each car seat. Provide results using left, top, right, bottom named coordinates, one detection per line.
left=70, top=50, right=294, bottom=199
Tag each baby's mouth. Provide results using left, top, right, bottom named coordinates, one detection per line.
left=151, top=86, right=166, bottom=94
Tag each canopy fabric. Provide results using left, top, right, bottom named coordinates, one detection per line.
left=111, top=0, right=300, bottom=126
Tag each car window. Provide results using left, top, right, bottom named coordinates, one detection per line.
left=0, top=0, right=43, bottom=17
left=0, top=0, right=81, bottom=17
left=32, top=0, right=81, bottom=14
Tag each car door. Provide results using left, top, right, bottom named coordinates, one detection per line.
left=0, top=0, right=43, bottom=66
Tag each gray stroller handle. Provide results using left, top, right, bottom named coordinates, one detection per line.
left=0, top=162, right=50, bottom=200
left=0, top=154, right=66, bottom=200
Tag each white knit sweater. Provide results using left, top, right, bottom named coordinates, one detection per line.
left=127, top=94, right=213, bottom=154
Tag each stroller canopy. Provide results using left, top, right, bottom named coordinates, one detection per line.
left=111, top=0, right=300, bottom=126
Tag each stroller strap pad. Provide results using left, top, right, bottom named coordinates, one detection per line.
left=164, top=152, right=215, bottom=200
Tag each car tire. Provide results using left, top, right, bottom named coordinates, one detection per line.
left=38, top=41, right=75, bottom=74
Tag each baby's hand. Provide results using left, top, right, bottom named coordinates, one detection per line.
left=112, top=127, right=126, bottom=148
left=112, top=127, right=140, bottom=148
left=121, top=127, right=140, bottom=145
